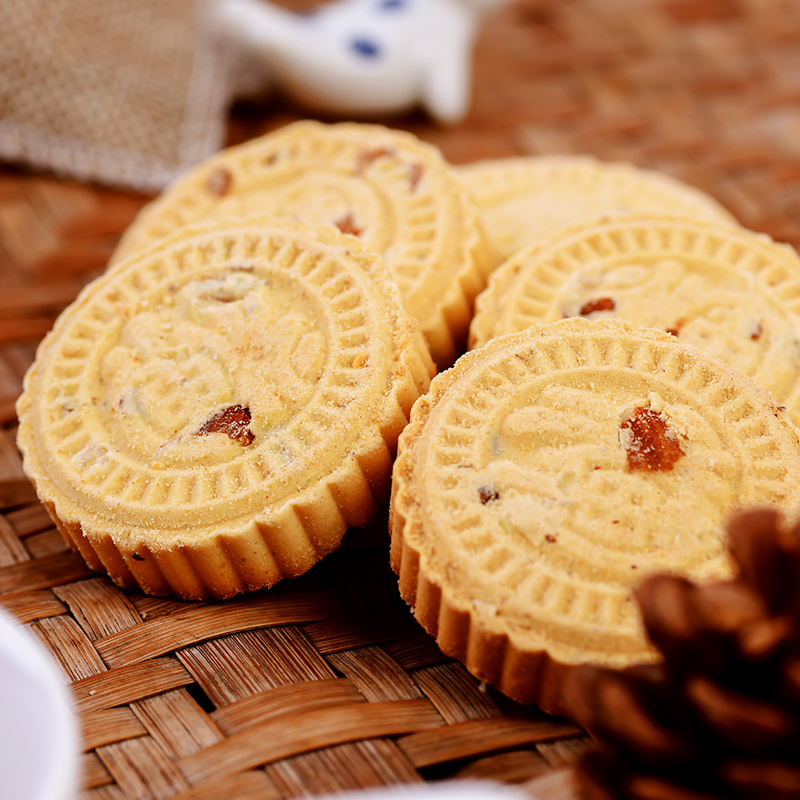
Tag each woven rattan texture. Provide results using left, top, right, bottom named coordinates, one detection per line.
left=2, top=0, right=800, bottom=797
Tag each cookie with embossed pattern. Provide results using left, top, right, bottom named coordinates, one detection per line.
left=470, top=213, right=800, bottom=428
left=457, top=155, right=736, bottom=265
left=17, top=215, right=435, bottom=600
left=112, top=120, right=494, bottom=368
left=390, top=317, right=800, bottom=713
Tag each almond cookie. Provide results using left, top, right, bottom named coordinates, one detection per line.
left=390, top=317, right=800, bottom=714
left=457, top=155, right=736, bottom=264
left=17, top=216, right=435, bottom=600
left=470, top=213, right=800, bottom=427
left=112, top=120, right=494, bottom=368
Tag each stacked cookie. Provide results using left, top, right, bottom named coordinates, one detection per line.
left=18, top=120, right=490, bottom=601
left=111, top=120, right=494, bottom=370
left=391, top=153, right=800, bottom=713
left=457, top=154, right=736, bottom=265
left=16, top=122, right=800, bottom=715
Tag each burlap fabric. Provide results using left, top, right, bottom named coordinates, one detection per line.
left=0, top=0, right=237, bottom=192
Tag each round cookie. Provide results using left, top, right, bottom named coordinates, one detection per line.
left=17, top=216, right=435, bottom=600
left=390, top=317, right=800, bottom=714
left=112, top=120, right=494, bottom=368
left=470, top=213, right=800, bottom=427
left=457, top=155, right=736, bottom=264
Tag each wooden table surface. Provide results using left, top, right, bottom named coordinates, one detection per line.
left=1, top=1, right=800, bottom=798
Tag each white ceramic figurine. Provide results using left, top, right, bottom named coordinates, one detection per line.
left=214, top=0, right=511, bottom=124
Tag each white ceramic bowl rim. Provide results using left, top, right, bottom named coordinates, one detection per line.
left=0, top=606, right=79, bottom=800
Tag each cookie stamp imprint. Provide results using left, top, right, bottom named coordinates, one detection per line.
left=391, top=317, right=800, bottom=712
left=17, top=217, right=435, bottom=599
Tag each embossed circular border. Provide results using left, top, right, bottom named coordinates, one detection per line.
left=391, top=318, right=800, bottom=711
left=36, top=225, right=397, bottom=528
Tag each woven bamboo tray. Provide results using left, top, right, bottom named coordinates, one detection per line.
left=2, top=1, right=800, bottom=797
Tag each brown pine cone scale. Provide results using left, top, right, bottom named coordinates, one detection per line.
left=566, top=508, right=800, bottom=800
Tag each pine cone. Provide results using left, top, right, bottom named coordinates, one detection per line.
left=564, top=508, right=800, bottom=800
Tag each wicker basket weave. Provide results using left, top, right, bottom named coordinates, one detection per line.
left=2, top=1, right=800, bottom=797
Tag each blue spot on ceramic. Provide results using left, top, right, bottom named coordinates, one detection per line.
left=379, top=0, right=407, bottom=9
left=351, top=38, right=381, bottom=58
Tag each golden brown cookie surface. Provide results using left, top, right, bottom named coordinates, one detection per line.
left=113, top=121, right=493, bottom=367
left=470, top=213, right=800, bottom=426
left=391, top=318, right=800, bottom=713
left=457, top=155, right=736, bottom=264
left=18, top=216, right=435, bottom=600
